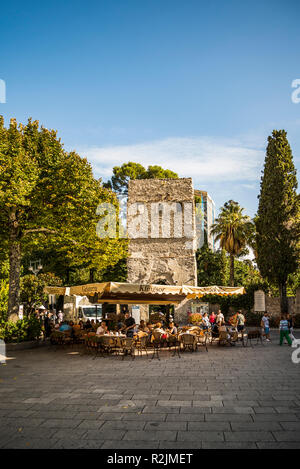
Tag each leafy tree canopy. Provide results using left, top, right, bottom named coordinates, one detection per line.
left=103, top=161, right=178, bottom=195
left=0, top=116, right=127, bottom=318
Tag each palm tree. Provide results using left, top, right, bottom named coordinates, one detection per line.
left=211, top=200, right=254, bottom=286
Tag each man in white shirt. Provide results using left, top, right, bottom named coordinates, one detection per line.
left=96, top=321, right=108, bottom=336
left=261, top=313, right=271, bottom=342
left=58, top=310, right=64, bottom=323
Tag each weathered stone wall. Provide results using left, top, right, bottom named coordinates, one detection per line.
left=127, top=178, right=197, bottom=321
left=265, top=296, right=296, bottom=315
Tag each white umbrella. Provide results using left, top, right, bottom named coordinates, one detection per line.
left=38, top=305, right=46, bottom=310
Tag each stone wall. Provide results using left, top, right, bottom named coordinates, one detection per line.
left=127, top=178, right=197, bottom=321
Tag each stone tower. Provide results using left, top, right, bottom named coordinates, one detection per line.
left=127, top=178, right=197, bottom=287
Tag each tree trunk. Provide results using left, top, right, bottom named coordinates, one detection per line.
left=279, top=281, right=288, bottom=315
left=229, top=254, right=234, bottom=286
left=8, top=211, right=21, bottom=321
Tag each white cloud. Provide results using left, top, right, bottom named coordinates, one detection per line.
left=79, top=136, right=264, bottom=184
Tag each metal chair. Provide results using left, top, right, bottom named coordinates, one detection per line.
left=151, top=331, right=163, bottom=360
left=134, top=335, right=149, bottom=358
left=245, top=329, right=264, bottom=347
left=121, top=337, right=135, bottom=360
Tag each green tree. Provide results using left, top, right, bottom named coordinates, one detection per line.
left=20, top=272, right=62, bottom=315
left=211, top=200, right=254, bottom=286
left=196, top=245, right=229, bottom=286
left=255, top=130, right=300, bottom=313
left=0, top=117, right=126, bottom=320
left=104, top=161, right=178, bottom=195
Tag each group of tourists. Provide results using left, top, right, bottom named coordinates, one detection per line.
left=38, top=305, right=297, bottom=347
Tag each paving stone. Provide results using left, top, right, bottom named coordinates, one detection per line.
left=39, top=419, right=83, bottom=428
left=205, top=413, right=253, bottom=422
left=159, top=441, right=202, bottom=449
left=102, top=440, right=159, bottom=449
left=101, top=420, right=146, bottom=430
left=122, top=413, right=167, bottom=421
left=252, top=413, right=299, bottom=421
left=273, top=431, right=300, bottom=441
left=224, top=431, right=275, bottom=441
left=177, top=431, right=224, bottom=441
left=279, top=422, right=300, bottom=430
left=188, top=421, right=230, bottom=431
left=144, top=421, right=187, bottom=431
left=83, top=429, right=125, bottom=440
left=143, top=406, right=179, bottom=414
left=202, top=441, right=257, bottom=449
left=256, top=442, right=300, bottom=449
left=123, top=430, right=176, bottom=441
left=53, top=439, right=104, bottom=449
left=253, top=407, right=276, bottom=414
left=212, top=406, right=254, bottom=414
left=230, top=422, right=282, bottom=431
left=2, top=438, right=58, bottom=449
left=166, top=413, right=205, bottom=422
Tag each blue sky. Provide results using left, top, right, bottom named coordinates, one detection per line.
left=1, top=0, right=300, bottom=217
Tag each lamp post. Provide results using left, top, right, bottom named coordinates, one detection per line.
left=28, top=260, right=43, bottom=316
left=29, top=259, right=43, bottom=276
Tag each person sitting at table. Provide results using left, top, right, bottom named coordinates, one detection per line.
left=201, top=313, right=210, bottom=330
left=138, top=320, right=149, bottom=333
left=78, top=320, right=84, bottom=329
left=167, top=322, right=177, bottom=335
left=84, top=319, right=92, bottom=330
left=59, top=321, right=71, bottom=332
left=96, top=321, right=108, bottom=336
left=147, top=322, right=154, bottom=332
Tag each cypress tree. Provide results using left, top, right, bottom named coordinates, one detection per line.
left=255, top=130, right=300, bottom=313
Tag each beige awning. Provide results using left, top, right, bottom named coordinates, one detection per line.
left=69, top=282, right=186, bottom=305
left=183, top=285, right=245, bottom=299
left=45, top=282, right=245, bottom=304
left=44, top=286, right=67, bottom=295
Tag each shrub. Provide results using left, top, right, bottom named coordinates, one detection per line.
left=0, top=316, right=42, bottom=343
left=189, top=313, right=202, bottom=325
left=0, top=280, right=8, bottom=321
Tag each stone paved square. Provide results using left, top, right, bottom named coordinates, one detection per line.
left=1, top=331, right=300, bottom=449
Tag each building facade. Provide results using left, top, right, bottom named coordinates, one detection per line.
left=194, top=190, right=215, bottom=251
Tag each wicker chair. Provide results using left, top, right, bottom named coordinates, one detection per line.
left=181, top=333, right=197, bottom=352
left=218, top=330, right=234, bottom=346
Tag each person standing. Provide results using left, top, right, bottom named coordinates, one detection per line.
left=279, top=314, right=292, bottom=346
left=216, top=310, right=224, bottom=326
left=202, top=312, right=210, bottom=330
left=209, top=311, right=216, bottom=325
left=236, top=310, right=245, bottom=333
left=58, top=310, right=64, bottom=323
left=261, top=312, right=271, bottom=342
